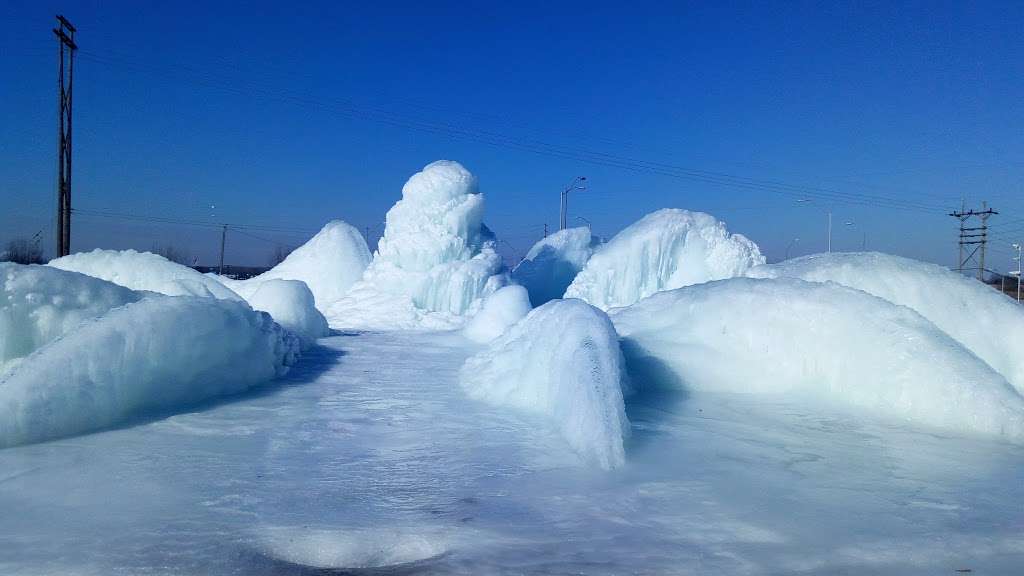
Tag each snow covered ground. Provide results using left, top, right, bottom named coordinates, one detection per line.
left=1, top=330, right=1022, bottom=575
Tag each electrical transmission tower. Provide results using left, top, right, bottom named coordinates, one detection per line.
left=53, top=15, right=77, bottom=257
left=949, top=201, right=997, bottom=281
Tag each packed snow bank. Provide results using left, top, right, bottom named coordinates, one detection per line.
left=49, top=249, right=242, bottom=300
left=749, top=252, right=1024, bottom=396
left=0, top=263, right=142, bottom=374
left=611, top=277, right=1024, bottom=442
left=565, top=209, right=764, bottom=310
left=0, top=296, right=299, bottom=448
left=328, top=161, right=506, bottom=330
left=512, top=227, right=598, bottom=306
left=246, top=279, right=329, bottom=347
left=256, top=525, right=451, bottom=569
left=462, top=285, right=532, bottom=343
left=460, top=299, right=629, bottom=469
left=220, top=220, right=370, bottom=311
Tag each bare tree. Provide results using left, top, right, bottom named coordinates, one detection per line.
left=151, top=243, right=190, bottom=265
left=269, top=244, right=294, bottom=266
left=1, top=238, right=44, bottom=264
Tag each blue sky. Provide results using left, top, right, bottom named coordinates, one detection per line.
left=2, top=1, right=1023, bottom=268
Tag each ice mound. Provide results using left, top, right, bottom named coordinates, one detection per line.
left=328, top=161, right=506, bottom=330
left=49, top=249, right=242, bottom=300
left=0, top=296, right=299, bottom=448
left=460, top=299, right=629, bottom=469
left=611, top=277, right=1024, bottom=442
left=256, top=525, right=450, bottom=570
left=220, top=220, right=370, bottom=311
left=462, top=285, right=532, bottom=343
left=0, top=263, right=142, bottom=374
left=565, top=209, right=764, bottom=310
left=246, top=279, right=329, bottom=347
left=749, top=252, right=1024, bottom=396
left=512, top=226, right=598, bottom=306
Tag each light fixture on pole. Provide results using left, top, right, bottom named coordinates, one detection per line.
left=575, top=215, right=591, bottom=231
left=560, top=176, right=587, bottom=230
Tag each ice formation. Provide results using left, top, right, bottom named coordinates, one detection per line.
left=462, top=285, right=532, bottom=343
left=49, top=249, right=242, bottom=300
left=219, top=220, right=371, bottom=311
left=611, top=277, right=1024, bottom=442
left=0, top=295, right=298, bottom=448
left=565, top=209, right=764, bottom=310
left=460, top=299, right=629, bottom=469
left=0, top=263, right=142, bottom=374
left=246, top=279, right=330, bottom=347
left=328, top=161, right=506, bottom=330
left=511, top=226, right=598, bottom=306
left=749, top=252, right=1024, bottom=396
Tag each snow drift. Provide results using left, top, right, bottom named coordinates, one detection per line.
left=0, top=263, right=142, bottom=374
left=511, top=226, right=598, bottom=306
left=462, top=285, right=532, bottom=343
left=749, top=252, right=1024, bottom=396
left=328, top=161, right=506, bottom=330
left=460, top=299, right=629, bottom=469
left=219, top=220, right=370, bottom=311
left=565, top=209, right=764, bottom=310
left=611, top=277, right=1024, bottom=442
left=0, top=296, right=299, bottom=448
left=246, top=279, right=329, bottom=347
left=49, top=249, right=242, bottom=300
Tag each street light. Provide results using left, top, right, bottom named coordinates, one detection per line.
left=796, top=199, right=832, bottom=252
left=560, top=176, right=587, bottom=230
left=785, top=237, right=800, bottom=260
left=575, top=215, right=591, bottom=230
left=1013, top=243, right=1022, bottom=303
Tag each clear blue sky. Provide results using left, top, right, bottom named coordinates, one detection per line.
left=2, top=1, right=1023, bottom=269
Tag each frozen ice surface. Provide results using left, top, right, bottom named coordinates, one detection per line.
left=327, top=161, right=506, bottom=330
left=461, top=299, right=629, bottom=469
left=0, top=263, right=141, bottom=373
left=246, top=279, right=329, bottom=347
left=462, top=284, right=532, bottom=343
left=49, top=249, right=243, bottom=300
left=0, top=296, right=298, bottom=448
left=749, top=251, right=1024, bottom=395
left=611, top=277, right=1024, bottom=442
left=511, top=226, right=597, bottom=306
left=1, top=330, right=1022, bottom=575
left=220, top=220, right=370, bottom=311
left=565, top=209, right=765, bottom=310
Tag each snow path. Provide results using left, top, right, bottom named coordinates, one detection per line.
left=1, top=332, right=1023, bottom=575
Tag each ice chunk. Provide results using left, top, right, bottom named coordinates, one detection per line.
left=611, top=277, right=1024, bottom=442
left=246, top=279, right=329, bottom=347
left=49, top=249, right=242, bottom=301
left=256, top=525, right=450, bottom=570
left=565, top=209, right=764, bottom=310
left=0, top=263, right=142, bottom=373
left=749, top=252, right=1024, bottom=396
left=328, top=161, right=505, bottom=330
left=0, top=296, right=299, bottom=448
left=462, top=285, right=532, bottom=343
left=512, top=226, right=598, bottom=306
left=460, top=299, right=629, bottom=469
left=219, top=220, right=371, bottom=311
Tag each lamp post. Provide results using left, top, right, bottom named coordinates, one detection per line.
left=796, top=199, right=833, bottom=253
left=560, top=176, right=587, bottom=230
left=575, top=215, right=591, bottom=231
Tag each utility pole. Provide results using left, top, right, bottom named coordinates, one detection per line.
left=827, top=211, right=832, bottom=253
left=53, top=15, right=76, bottom=257
left=543, top=223, right=548, bottom=238
left=559, top=176, right=586, bottom=230
left=1013, top=243, right=1022, bottom=303
left=949, top=202, right=997, bottom=281
left=219, top=225, right=227, bottom=275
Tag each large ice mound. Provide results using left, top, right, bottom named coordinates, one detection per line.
left=565, top=209, right=764, bottom=310
left=49, top=249, right=242, bottom=300
left=328, top=161, right=506, bottom=330
left=460, top=299, right=629, bottom=469
left=749, top=252, right=1024, bottom=396
left=512, top=226, right=598, bottom=306
left=462, top=285, right=532, bottom=343
left=0, top=296, right=299, bottom=448
left=0, top=263, right=142, bottom=374
left=220, top=220, right=371, bottom=311
left=246, top=279, right=329, bottom=347
left=611, top=277, right=1024, bottom=442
